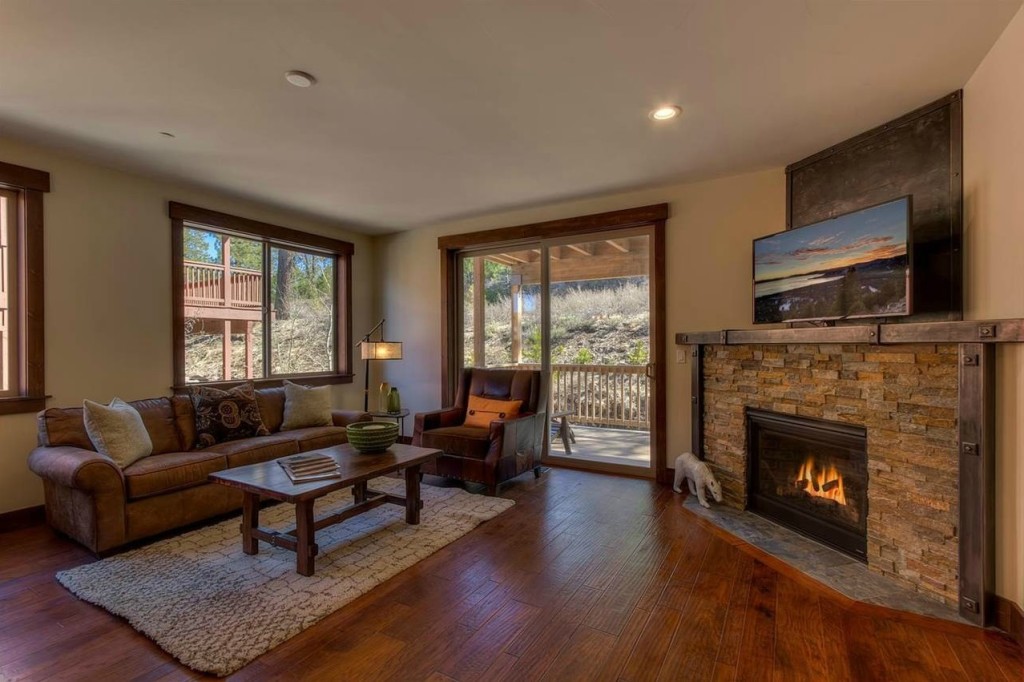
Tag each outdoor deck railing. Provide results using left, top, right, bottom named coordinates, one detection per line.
left=183, top=261, right=263, bottom=309
left=513, top=363, right=650, bottom=429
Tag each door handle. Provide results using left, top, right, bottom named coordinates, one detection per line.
left=645, top=362, right=655, bottom=379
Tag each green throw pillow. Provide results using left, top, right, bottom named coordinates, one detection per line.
left=280, top=380, right=333, bottom=431
left=83, top=398, right=153, bottom=468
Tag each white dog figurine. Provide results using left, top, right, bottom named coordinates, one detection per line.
left=672, top=452, right=723, bottom=509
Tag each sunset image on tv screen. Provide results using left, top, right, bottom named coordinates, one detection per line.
left=753, top=197, right=911, bottom=323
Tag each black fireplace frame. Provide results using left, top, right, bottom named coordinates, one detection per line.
left=746, top=407, right=868, bottom=561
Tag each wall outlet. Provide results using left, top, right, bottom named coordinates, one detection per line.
left=676, top=348, right=687, bottom=364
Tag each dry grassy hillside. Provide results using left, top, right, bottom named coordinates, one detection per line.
left=467, top=280, right=650, bottom=367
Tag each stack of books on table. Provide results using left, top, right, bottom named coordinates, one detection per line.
left=278, top=453, right=342, bottom=483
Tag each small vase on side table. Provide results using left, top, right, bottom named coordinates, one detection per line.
left=387, top=387, right=401, bottom=413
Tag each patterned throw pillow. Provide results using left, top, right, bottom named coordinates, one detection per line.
left=189, top=383, right=270, bottom=448
left=463, top=396, right=523, bottom=429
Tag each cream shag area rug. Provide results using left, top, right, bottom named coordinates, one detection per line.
left=57, top=478, right=514, bottom=676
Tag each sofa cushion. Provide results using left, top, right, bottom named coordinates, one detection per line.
left=38, top=407, right=96, bottom=451
left=284, top=426, right=350, bottom=452
left=123, top=451, right=228, bottom=500
left=131, top=398, right=186, bottom=455
left=83, top=398, right=153, bottom=468
left=418, top=426, right=491, bottom=460
left=190, top=383, right=270, bottom=448
left=204, top=434, right=299, bottom=468
left=170, top=395, right=197, bottom=452
left=39, top=397, right=182, bottom=455
left=255, top=387, right=286, bottom=433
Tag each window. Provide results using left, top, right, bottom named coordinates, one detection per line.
left=170, top=203, right=353, bottom=387
left=0, top=189, right=18, bottom=395
left=0, top=161, right=48, bottom=414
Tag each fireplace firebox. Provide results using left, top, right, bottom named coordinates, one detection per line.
left=746, top=408, right=868, bottom=560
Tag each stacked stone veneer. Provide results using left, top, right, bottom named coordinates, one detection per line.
left=702, top=343, right=959, bottom=605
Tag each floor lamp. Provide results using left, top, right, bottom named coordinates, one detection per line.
left=359, top=318, right=403, bottom=411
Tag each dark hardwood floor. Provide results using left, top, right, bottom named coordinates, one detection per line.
left=1, top=468, right=1020, bottom=681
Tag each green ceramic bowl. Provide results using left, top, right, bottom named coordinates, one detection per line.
left=346, top=421, right=399, bottom=454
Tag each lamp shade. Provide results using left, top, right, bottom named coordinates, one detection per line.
left=361, top=341, right=403, bottom=360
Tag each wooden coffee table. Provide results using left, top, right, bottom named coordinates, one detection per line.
left=209, top=443, right=441, bottom=576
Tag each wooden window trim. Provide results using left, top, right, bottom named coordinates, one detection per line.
left=170, top=203, right=354, bottom=389
left=0, top=162, right=48, bottom=415
left=169, top=202, right=354, bottom=255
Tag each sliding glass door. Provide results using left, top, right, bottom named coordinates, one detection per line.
left=459, top=245, right=542, bottom=370
left=457, top=229, right=655, bottom=477
left=544, top=231, right=653, bottom=475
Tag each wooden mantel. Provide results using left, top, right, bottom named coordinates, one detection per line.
left=675, top=317, right=1024, bottom=629
left=675, top=318, right=1024, bottom=346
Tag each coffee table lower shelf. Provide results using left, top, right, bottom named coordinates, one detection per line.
left=241, top=475, right=424, bottom=576
left=210, top=443, right=441, bottom=576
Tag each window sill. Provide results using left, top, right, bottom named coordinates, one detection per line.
left=0, top=395, right=48, bottom=416
left=172, top=374, right=354, bottom=393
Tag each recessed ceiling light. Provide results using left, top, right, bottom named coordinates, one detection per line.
left=649, top=105, right=682, bottom=121
left=285, top=70, right=317, bottom=88
left=159, top=131, right=175, bottom=138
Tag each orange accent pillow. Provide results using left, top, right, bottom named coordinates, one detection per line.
left=464, top=396, right=523, bottom=429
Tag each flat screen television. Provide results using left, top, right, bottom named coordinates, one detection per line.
left=753, top=196, right=912, bottom=324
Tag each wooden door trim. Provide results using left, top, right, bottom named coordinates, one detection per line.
left=438, top=204, right=668, bottom=250
left=544, top=454, right=655, bottom=480
left=652, top=219, right=667, bottom=484
left=438, top=205, right=669, bottom=478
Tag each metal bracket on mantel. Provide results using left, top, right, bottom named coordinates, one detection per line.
left=957, top=342, right=995, bottom=627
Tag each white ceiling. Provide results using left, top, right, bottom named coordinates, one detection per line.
left=0, top=1, right=1019, bottom=233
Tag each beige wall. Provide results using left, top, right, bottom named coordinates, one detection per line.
left=965, top=5, right=1024, bottom=607
left=375, top=166, right=785, bottom=476
left=0, top=137, right=375, bottom=514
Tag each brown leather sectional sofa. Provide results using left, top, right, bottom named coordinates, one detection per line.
left=28, top=387, right=370, bottom=554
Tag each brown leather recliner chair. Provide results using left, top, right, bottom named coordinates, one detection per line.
left=413, top=367, right=546, bottom=495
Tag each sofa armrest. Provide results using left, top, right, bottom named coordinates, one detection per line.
left=28, top=446, right=124, bottom=493
left=413, top=407, right=464, bottom=444
left=28, top=445, right=127, bottom=554
left=332, top=410, right=372, bottom=427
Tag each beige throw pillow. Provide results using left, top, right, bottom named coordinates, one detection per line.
left=280, top=381, right=333, bottom=431
left=83, top=398, right=153, bottom=468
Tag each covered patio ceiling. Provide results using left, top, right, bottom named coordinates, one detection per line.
left=484, top=236, right=649, bottom=284
left=470, top=235, right=649, bottom=365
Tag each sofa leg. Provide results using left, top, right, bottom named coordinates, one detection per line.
left=533, top=466, right=542, bottom=479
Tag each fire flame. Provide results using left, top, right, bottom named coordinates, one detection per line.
left=795, top=457, right=847, bottom=506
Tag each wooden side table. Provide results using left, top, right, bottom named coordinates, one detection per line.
left=550, top=410, right=576, bottom=454
left=369, top=408, right=411, bottom=438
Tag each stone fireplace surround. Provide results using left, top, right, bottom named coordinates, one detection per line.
left=701, top=342, right=960, bottom=606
